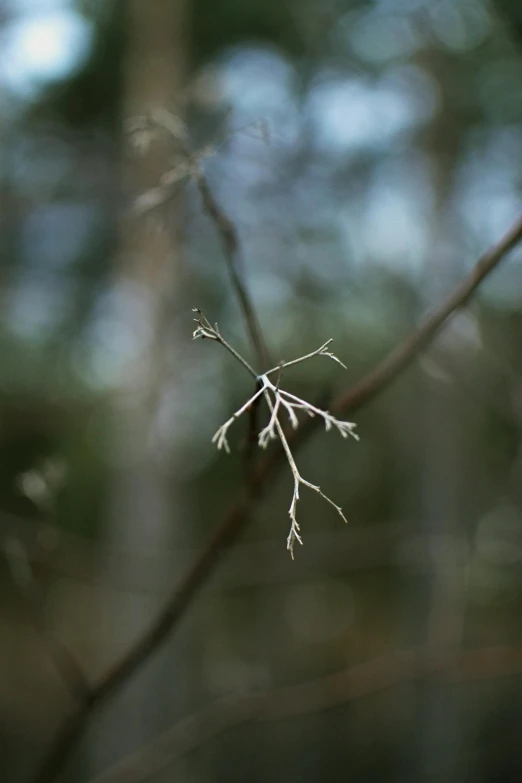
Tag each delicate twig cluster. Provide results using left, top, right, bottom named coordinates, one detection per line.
left=193, top=309, right=359, bottom=557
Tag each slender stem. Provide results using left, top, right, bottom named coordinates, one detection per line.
left=269, top=394, right=299, bottom=481
left=213, top=385, right=267, bottom=452
left=264, top=341, right=333, bottom=377
left=215, top=334, right=258, bottom=379
left=194, top=313, right=258, bottom=378
left=150, top=112, right=270, bottom=368
left=258, top=392, right=281, bottom=448
left=194, top=171, right=270, bottom=369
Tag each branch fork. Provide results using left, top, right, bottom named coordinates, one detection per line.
left=193, top=310, right=358, bottom=556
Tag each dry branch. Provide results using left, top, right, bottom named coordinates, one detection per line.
left=89, top=643, right=522, bottom=783
left=193, top=311, right=358, bottom=554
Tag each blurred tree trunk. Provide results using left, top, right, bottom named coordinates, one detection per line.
left=86, top=0, right=189, bottom=776
left=414, top=43, right=470, bottom=783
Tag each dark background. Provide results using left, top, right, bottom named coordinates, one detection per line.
left=3, top=0, right=522, bottom=781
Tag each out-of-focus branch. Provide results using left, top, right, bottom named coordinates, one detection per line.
left=332, top=213, right=522, bottom=415
left=89, top=643, right=522, bottom=783
left=135, top=110, right=270, bottom=369
left=31, top=212, right=522, bottom=783
left=194, top=171, right=270, bottom=368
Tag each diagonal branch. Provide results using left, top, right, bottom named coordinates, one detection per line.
left=264, top=339, right=347, bottom=376
left=88, top=642, right=522, bottom=783
left=31, top=212, right=522, bottom=783
left=332, top=213, right=522, bottom=415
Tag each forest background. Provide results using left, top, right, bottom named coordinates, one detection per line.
left=3, top=1, right=522, bottom=781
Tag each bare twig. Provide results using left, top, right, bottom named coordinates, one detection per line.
left=264, top=339, right=347, bottom=376
left=31, top=212, right=522, bottom=783
left=194, top=171, right=270, bottom=367
left=89, top=643, right=522, bottom=783
left=192, top=309, right=258, bottom=378
left=192, top=317, right=358, bottom=554
left=211, top=385, right=266, bottom=453
left=260, top=378, right=356, bottom=556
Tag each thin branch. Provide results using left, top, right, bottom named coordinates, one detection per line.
left=88, top=643, right=522, bottom=783
left=137, top=110, right=270, bottom=369
left=278, top=388, right=358, bottom=438
left=32, top=498, right=255, bottom=783
left=263, top=385, right=350, bottom=557
left=243, top=377, right=264, bottom=479
left=332, top=213, right=522, bottom=415
left=192, top=309, right=258, bottom=378
left=212, top=385, right=267, bottom=453
left=194, top=170, right=270, bottom=367
left=31, top=212, right=522, bottom=783
left=264, top=339, right=346, bottom=376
